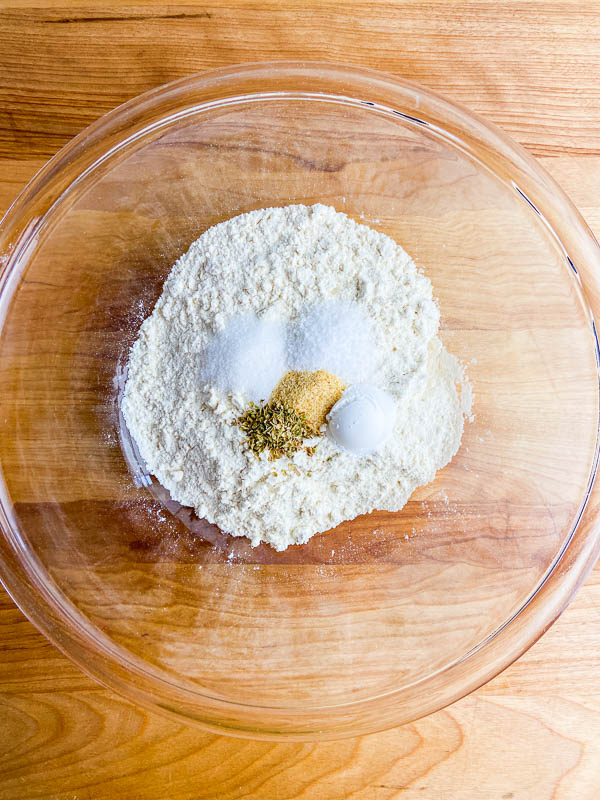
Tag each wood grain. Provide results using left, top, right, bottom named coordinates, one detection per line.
left=2, top=1, right=600, bottom=798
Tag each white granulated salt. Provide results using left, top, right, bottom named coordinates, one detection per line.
left=198, top=313, right=286, bottom=404
left=287, top=301, right=378, bottom=383
left=122, top=203, right=468, bottom=551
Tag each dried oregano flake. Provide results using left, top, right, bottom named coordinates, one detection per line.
left=235, top=401, right=316, bottom=460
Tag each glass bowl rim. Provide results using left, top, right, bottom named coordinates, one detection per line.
left=1, top=60, right=600, bottom=741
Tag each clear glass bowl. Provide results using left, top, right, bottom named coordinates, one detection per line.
left=1, top=62, right=600, bottom=741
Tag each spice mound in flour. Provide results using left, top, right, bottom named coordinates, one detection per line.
left=121, top=203, right=469, bottom=551
left=271, top=370, right=345, bottom=432
left=236, top=401, right=315, bottom=460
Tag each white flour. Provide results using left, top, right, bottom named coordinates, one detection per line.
left=122, top=204, right=466, bottom=550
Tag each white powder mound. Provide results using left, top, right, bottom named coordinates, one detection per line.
left=197, top=314, right=286, bottom=404
left=122, top=204, right=467, bottom=551
left=287, top=301, right=378, bottom=383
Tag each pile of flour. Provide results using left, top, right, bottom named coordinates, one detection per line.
left=122, top=204, right=467, bottom=550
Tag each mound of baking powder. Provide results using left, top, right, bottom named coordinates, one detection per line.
left=122, top=204, right=467, bottom=550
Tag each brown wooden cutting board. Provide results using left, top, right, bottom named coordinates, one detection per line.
left=2, top=2, right=600, bottom=798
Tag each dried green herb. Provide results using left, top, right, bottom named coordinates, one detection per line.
left=235, top=401, right=316, bottom=460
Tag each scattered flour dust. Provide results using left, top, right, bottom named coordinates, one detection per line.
left=122, top=204, right=469, bottom=551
